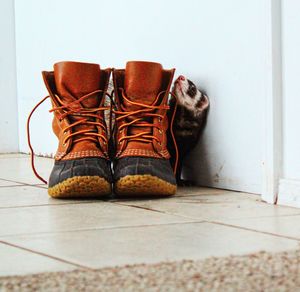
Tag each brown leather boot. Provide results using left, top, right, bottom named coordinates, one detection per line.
left=42, top=61, right=112, bottom=198
left=112, top=61, right=177, bottom=196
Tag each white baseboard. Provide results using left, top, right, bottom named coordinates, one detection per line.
left=277, top=179, right=300, bottom=208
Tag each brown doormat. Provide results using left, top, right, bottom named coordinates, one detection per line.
left=1, top=249, right=300, bottom=292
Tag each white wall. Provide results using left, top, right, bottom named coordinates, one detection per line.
left=281, top=0, right=300, bottom=180
left=0, top=0, right=19, bottom=152
left=15, top=0, right=271, bottom=194
left=277, top=0, right=300, bottom=206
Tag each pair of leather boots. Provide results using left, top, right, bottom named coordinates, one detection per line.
left=31, top=61, right=178, bottom=198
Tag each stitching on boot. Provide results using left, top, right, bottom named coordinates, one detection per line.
left=56, top=150, right=105, bottom=160
left=119, top=149, right=161, bottom=158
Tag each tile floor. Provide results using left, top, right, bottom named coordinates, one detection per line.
left=0, top=154, right=300, bottom=276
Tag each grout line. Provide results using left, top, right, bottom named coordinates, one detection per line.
left=112, top=201, right=210, bottom=220
left=252, top=212, right=300, bottom=218
left=0, top=155, right=29, bottom=159
left=109, top=201, right=212, bottom=221
left=111, top=201, right=168, bottom=214
left=0, top=221, right=204, bottom=239
left=30, top=185, right=49, bottom=189
left=0, top=184, right=22, bottom=188
left=110, top=193, right=229, bottom=201
left=206, top=220, right=300, bottom=242
left=0, top=178, right=28, bottom=184
left=0, top=178, right=42, bottom=187
left=0, top=200, right=108, bottom=210
left=19, top=183, right=49, bottom=188
left=0, top=240, right=92, bottom=270
left=111, top=201, right=300, bottom=221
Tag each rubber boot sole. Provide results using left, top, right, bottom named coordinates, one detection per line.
left=48, top=176, right=111, bottom=199
left=114, top=174, right=177, bottom=197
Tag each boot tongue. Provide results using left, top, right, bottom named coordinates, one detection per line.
left=53, top=61, right=103, bottom=153
left=123, top=61, right=163, bottom=147
left=54, top=61, right=101, bottom=108
left=124, top=61, right=163, bottom=108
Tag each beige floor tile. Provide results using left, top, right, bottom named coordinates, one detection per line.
left=0, top=242, right=76, bottom=276
left=0, top=156, right=53, bottom=185
left=115, top=192, right=300, bottom=220
left=217, top=214, right=300, bottom=240
left=175, top=186, right=231, bottom=197
left=0, top=185, right=95, bottom=208
left=0, top=202, right=192, bottom=237
left=0, top=179, right=22, bottom=187
left=3, top=222, right=298, bottom=269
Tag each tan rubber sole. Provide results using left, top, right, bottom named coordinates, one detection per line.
left=48, top=176, right=111, bottom=199
left=114, top=174, right=177, bottom=197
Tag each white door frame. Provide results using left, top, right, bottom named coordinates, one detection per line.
left=261, top=0, right=283, bottom=204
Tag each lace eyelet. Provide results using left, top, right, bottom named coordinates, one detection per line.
left=159, top=129, right=162, bottom=134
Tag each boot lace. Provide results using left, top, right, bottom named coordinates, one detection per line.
left=27, top=90, right=110, bottom=184
left=112, top=88, right=179, bottom=174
